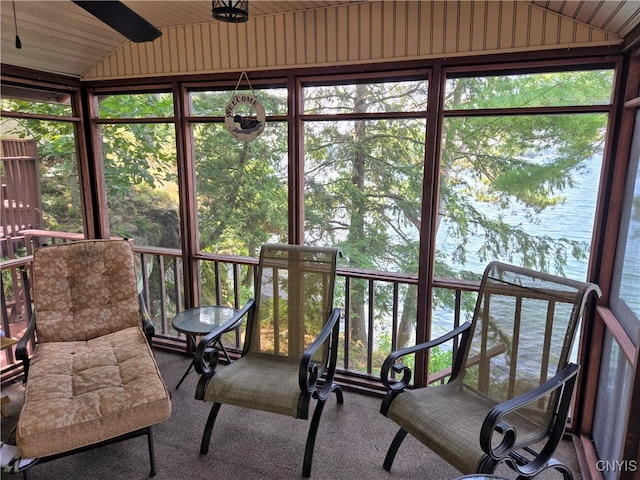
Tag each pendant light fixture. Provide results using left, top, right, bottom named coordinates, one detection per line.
left=212, top=1, right=249, bottom=23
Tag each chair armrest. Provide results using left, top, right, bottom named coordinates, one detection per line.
left=138, top=294, right=155, bottom=345
left=194, top=299, right=254, bottom=378
left=299, top=307, right=341, bottom=399
left=380, top=321, right=472, bottom=392
left=479, top=363, right=580, bottom=467
left=16, top=311, right=37, bottom=381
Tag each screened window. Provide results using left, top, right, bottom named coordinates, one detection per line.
left=610, top=110, right=640, bottom=344
left=436, top=113, right=607, bottom=279
left=190, top=88, right=288, bottom=117
left=98, top=92, right=174, bottom=118
left=190, top=88, right=289, bottom=258
left=99, top=121, right=179, bottom=247
left=592, top=332, right=633, bottom=480
left=96, top=91, right=179, bottom=250
left=1, top=85, right=73, bottom=116
left=304, top=80, right=427, bottom=114
left=1, top=88, right=83, bottom=237
left=436, top=71, right=613, bottom=281
left=1, top=87, right=83, bottom=347
left=433, top=69, right=613, bottom=351
left=445, top=70, right=613, bottom=109
left=302, top=78, right=428, bottom=372
left=302, top=80, right=428, bottom=273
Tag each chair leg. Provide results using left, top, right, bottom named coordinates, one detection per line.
left=300, top=383, right=343, bottom=477
left=383, top=427, right=408, bottom=471
left=332, top=384, right=344, bottom=405
left=302, top=398, right=328, bottom=478
left=147, top=426, right=157, bottom=476
left=200, top=403, right=222, bottom=455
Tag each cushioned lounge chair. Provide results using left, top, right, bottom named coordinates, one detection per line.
left=14, top=239, right=172, bottom=478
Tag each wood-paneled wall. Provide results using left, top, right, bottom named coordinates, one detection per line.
left=82, top=0, right=618, bottom=80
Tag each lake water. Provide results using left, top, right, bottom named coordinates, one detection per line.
left=431, top=153, right=637, bottom=337
left=436, top=155, right=601, bottom=281
left=369, top=152, right=639, bottom=360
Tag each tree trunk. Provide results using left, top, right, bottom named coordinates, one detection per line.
left=396, top=284, right=417, bottom=349
left=348, top=84, right=368, bottom=344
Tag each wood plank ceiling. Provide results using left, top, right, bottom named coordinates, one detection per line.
left=1, top=1, right=639, bottom=79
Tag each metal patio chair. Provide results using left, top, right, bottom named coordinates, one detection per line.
left=380, top=261, right=601, bottom=479
left=194, top=243, right=343, bottom=477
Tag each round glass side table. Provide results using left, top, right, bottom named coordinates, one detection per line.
left=172, top=305, right=239, bottom=389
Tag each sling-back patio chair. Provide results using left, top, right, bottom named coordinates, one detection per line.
left=12, top=239, right=172, bottom=478
left=194, top=243, right=343, bottom=477
left=380, top=261, right=601, bottom=479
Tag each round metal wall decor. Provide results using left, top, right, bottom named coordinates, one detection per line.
left=224, top=93, right=265, bottom=142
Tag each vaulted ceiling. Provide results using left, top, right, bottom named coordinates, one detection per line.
left=2, top=1, right=640, bottom=80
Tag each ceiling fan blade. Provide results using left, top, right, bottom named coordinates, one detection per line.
left=72, top=1, right=161, bottom=43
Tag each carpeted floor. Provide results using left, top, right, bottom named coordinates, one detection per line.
left=0, top=350, right=581, bottom=480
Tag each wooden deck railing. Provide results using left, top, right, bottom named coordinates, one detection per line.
left=1, top=231, right=482, bottom=391
left=1, top=139, right=43, bottom=237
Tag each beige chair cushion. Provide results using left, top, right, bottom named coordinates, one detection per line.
left=16, top=326, right=171, bottom=458
left=387, top=380, right=543, bottom=474
left=204, top=353, right=303, bottom=418
left=32, top=240, right=141, bottom=343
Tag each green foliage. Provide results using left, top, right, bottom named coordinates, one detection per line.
left=98, top=92, right=174, bottom=118
left=439, top=111, right=602, bottom=274
left=428, top=346, right=453, bottom=375
left=94, top=93, right=180, bottom=247
left=303, top=83, right=426, bottom=275
left=101, top=121, right=177, bottom=202
left=1, top=114, right=84, bottom=233
left=108, top=185, right=180, bottom=247
left=446, top=70, right=613, bottom=109
left=372, top=329, right=453, bottom=378
left=192, top=90, right=289, bottom=257
left=439, top=71, right=611, bottom=275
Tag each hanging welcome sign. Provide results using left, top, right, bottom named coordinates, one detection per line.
left=224, top=72, right=266, bottom=142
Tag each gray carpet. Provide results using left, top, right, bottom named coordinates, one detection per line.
left=1, top=350, right=581, bottom=480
